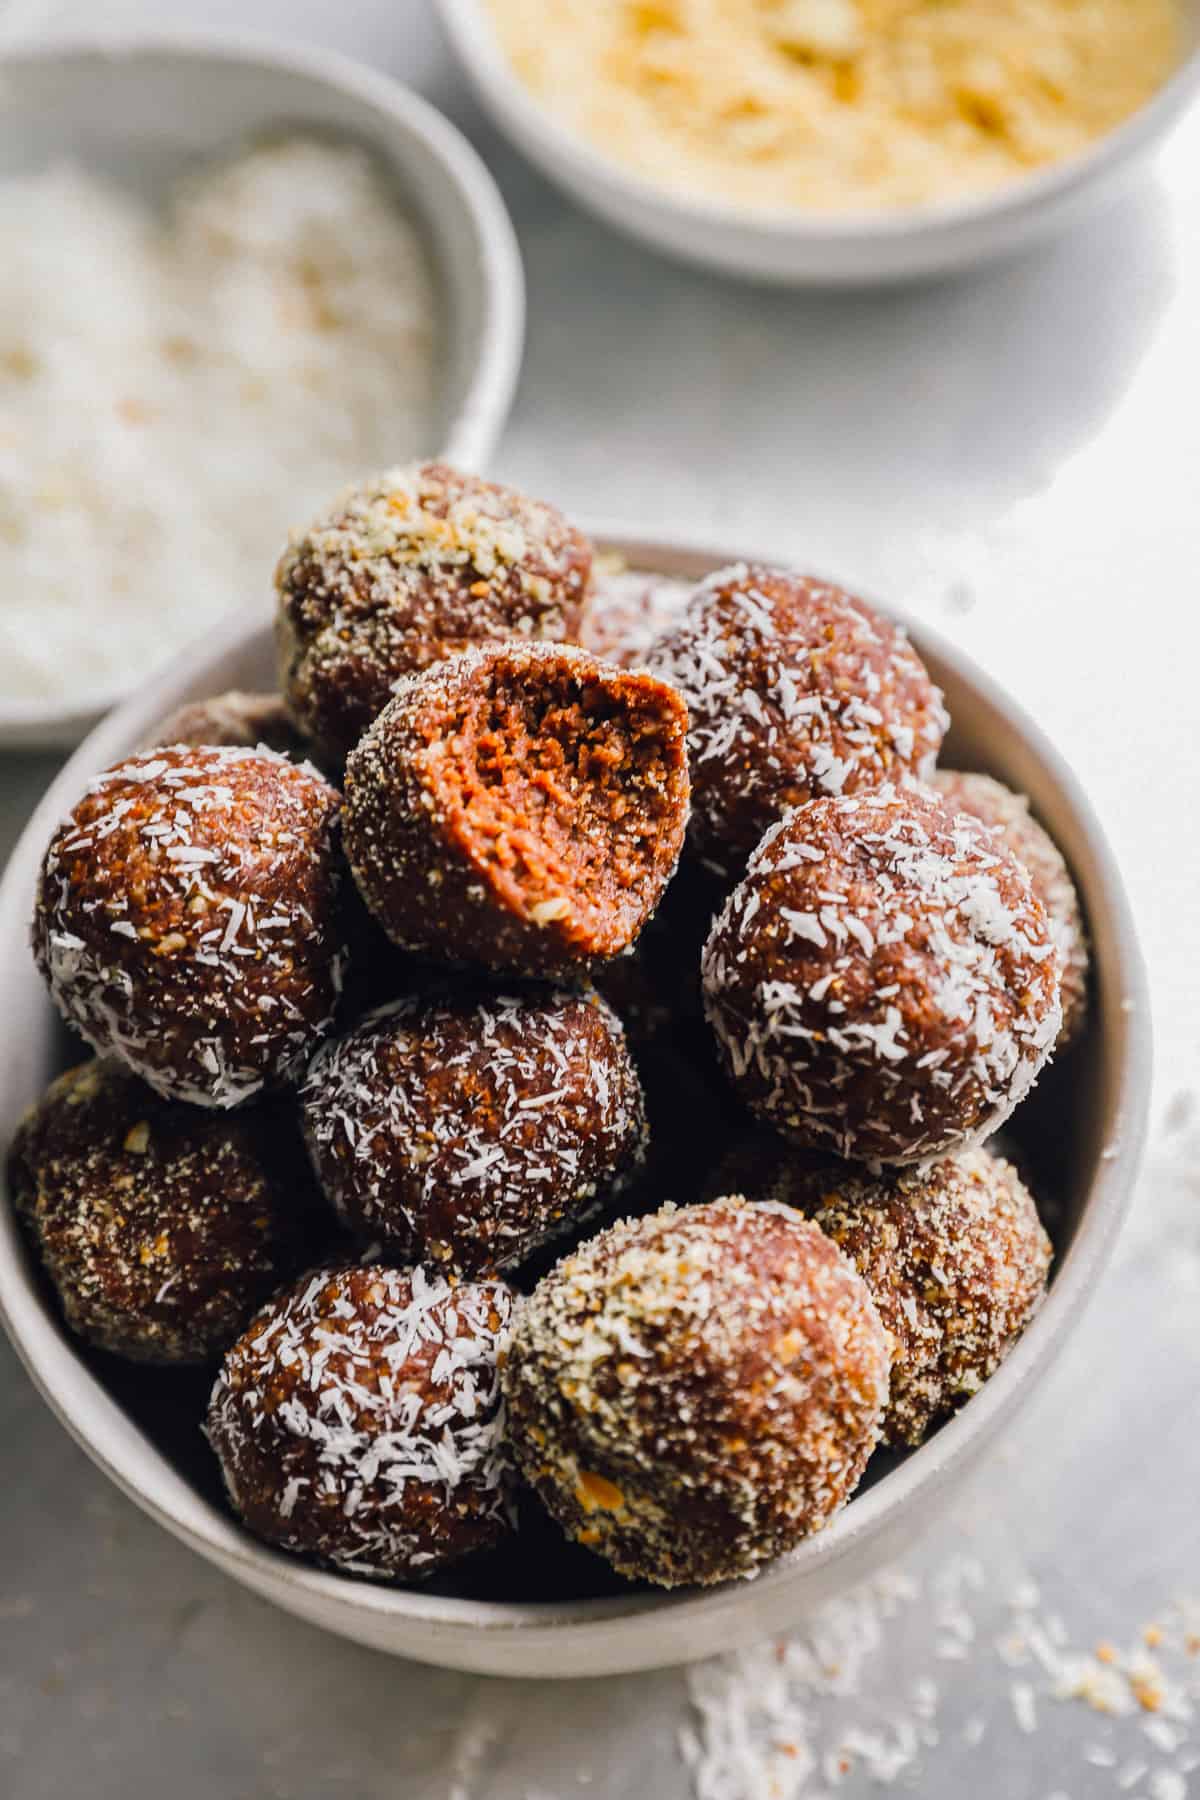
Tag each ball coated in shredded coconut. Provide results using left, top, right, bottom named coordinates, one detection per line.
left=302, top=986, right=647, bottom=1275
left=276, top=462, right=592, bottom=764
left=32, top=745, right=346, bottom=1109
left=342, top=641, right=691, bottom=980
left=701, top=784, right=1063, bottom=1165
left=648, top=564, right=948, bottom=876
left=930, top=769, right=1088, bottom=1049
left=577, top=562, right=694, bottom=669
left=784, top=1147, right=1052, bottom=1447
left=206, top=1263, right=517, bottom=1580
left=700, top=1125, right=843, bottom=1210
left=503, top=1195, right=889, bottom=1588
left=8, top=1058, right=318, bottom=1364
left=148, top=691, right=310, bottom=763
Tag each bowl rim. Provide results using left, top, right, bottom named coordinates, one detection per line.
left=435, top=0, right=1200, bottom=245
left=0, top=527, right=1153, bottom=1665
left=0, top=27, right=526, bottom=745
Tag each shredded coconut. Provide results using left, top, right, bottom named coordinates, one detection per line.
left=0, top=136, right=437, bottom=709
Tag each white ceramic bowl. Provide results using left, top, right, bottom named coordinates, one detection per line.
left=0, top=534, right=1150, bottom=1678
left=0, top=32, right=524, bottom=751
left=437, top=0, right=1200, bottom=286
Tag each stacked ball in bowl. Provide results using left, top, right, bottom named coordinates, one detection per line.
left=10, top=462, right=1087, bottom=1592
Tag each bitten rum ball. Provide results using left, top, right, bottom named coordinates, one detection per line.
left=302, top=986, right=647, bottom=1274
left=503, top=1196, right=889, bottom=1588
left=206, top=1264, right=516, bottom=1581
left=276, top=462, right=593, bottom=764
left=790, top=1148, right=1052, bottom=1447
left=931, top=769, right=1088, bottom=1048
left=8, top=1059, right=317, bottom=1364
left=701, top=785, right=1062, bottom=1164
left=342, top=641, right=690, bottom=980
left=33, top=745, right=346, bottom=1109
left=649, top=564, right=947, bottom=875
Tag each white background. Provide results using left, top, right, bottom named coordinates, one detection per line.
left=1, top=4, right=1198, bottom=1796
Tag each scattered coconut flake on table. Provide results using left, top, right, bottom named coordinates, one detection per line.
left=677, top=1102, right=1200, bottom=1800
left=681, top=1567, right=1200, bottom=1799
left=0, top=135, right=438, bottom=711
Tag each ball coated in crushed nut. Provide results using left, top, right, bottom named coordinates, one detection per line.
left=503, top=1195, right=889, bottom=1588
left=786, top=1146, right=1052, bottom=1446
left=8, top=1058, right=317, bottom=1364
left=276, top=462, right=592, bottom=763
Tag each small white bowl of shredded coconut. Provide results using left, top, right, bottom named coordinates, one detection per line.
left=0, top=34, right=524, bottom=747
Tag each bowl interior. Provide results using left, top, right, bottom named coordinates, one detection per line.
left=0, top=36, right=522, bottom=745
left=0, top=539, right=1148, bottom=1672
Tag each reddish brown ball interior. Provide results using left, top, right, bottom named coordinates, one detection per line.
left=426, top=664, right=686, bottom=959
